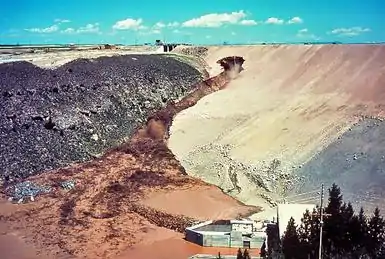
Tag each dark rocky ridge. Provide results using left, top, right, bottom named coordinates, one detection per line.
left=0, top=54, right=204, bottom=181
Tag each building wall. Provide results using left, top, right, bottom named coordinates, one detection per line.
left=230, top=231, right=243, bottom=248
left=250, top=236, right=266, bottom=249
left=231, top=223, right=253, bottom=234
left=186, top=229, right=203, bottom=246
left=187, top=229, right=265, bottom=249
left=202, top=234, right=230, bottom=247
left=186, top=220, right=267, bottom=249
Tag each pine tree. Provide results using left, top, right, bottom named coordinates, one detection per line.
left=309, top=207, right=321, bottom=258
left=349, top=207, right=368, bottom=257
left=292, top=184, right=385, bottom=259
left=260, top=241, right=267, bottom=258
left=297, top=209, right=312, bottom=258
left=325, top=184, right=343, bottom=215
left=324, top=183, right=344, bottom=257
left=340, top=202, right=355, bottom=254
left=282, top=217, right=301, bottom=259
left=236, top=248, right=243, bottom=259
left=266, top=223, right=281, bottom=258
left=243, top=248, right=251, bottom=259
left=367, top=207, right=385, bottom=258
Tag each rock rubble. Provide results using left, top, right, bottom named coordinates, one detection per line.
left=181, top=143, right=300, bottom=206
left=0, top=54, right=203, bottom=181
left=4, top=180, right=51, bottom=203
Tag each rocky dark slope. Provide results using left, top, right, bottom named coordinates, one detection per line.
left=0, top=54, right=203, bottom=181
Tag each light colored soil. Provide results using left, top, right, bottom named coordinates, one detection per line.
left=168, top=44, right=385, bottom=213
left=0, top=46, right=161, bottom=68
left=141, top=185, right=259, bottom=220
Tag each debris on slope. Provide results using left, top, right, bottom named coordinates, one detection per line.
left=131, top=204, right=195, bottom=233
left=181, top=143, right=300, bottom=207
left=0, top=55, right=203, bottom=182
left=173, top=46, right=209, bottom=57
left=4, top=181, right=51, bottom=203
left=60, top=180, right=76, bottom=190
left=217, top=56, right=245, bottom=73
left=293, top=117, right=385, bottom=212
left=0, top=56, right=250, bottom=258
left=169, top=44, right=385, bottom=212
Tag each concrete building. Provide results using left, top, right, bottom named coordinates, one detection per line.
left=185, top=219, right=267, bottom=249
left=276, top=203, right=316, bottom=238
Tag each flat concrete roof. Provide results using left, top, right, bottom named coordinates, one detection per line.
left=188, top=219, right=255, bottom=233
left=194, top=224, right=232, bottom=232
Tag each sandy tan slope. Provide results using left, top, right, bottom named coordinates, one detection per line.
left=169, top=44, right=385, bottom=212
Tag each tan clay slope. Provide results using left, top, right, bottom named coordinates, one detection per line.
left=168, top=44, right=385, bottom=208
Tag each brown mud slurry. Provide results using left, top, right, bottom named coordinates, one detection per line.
left=119, top=237, right=261, bottom=259
left=0, top=57, right=258, bottom=259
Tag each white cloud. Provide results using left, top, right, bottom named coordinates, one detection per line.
left=265, top=17, right=284, bottom=25
left=240, top=19, right=258, bottom=26
left=296, top=28, right=320, bottom=40
left=167, top=22, right=179, bottom=27
left=287, top=17, right=303, bottom=24
left=154, top=22, right=166, bottom=28
left=77, top=23, right=100, bottom=33
left=182, top=10, right=246, bottom=28
left=205, top=35, right=212, bottom=39
left=330, top=26, right=371, bottom=36
left=25, top=24, right=59, bottom=33
left=231, top=31, right=236, bottom=36
left=61, top=28, right=75, bottom=34
left=54, top=19, right=71, bottom=23
left=61, top=23, right=100, bottom=34
left=172, top=29, right=181, bottom=33
left=112, top=18, right=145, bottom=30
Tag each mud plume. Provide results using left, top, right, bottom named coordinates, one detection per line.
left=135, top=56, right=246, bottom=141
left=0, top=56, right=250, bottom=259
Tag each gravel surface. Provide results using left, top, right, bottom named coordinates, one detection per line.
left=4, top=180, right=52, bottom=203
left=0, top=54, right=203, bottom=181
left=293, top=118, right=385, bottom=211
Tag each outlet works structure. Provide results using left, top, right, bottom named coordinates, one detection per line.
left=185, top=219, right=267, bottom=249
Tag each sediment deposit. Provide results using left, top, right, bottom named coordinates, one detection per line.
left=0, top=52, right=257, bottom=259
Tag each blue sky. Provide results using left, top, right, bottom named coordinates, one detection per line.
left=0, top=0, right=384, bottom=45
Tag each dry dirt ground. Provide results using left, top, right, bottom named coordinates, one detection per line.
left=0, top=45, right=160, bottom=68
left=169, top=44, right=385, bottom=216
left=0, top=54, right=258, bottom=259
